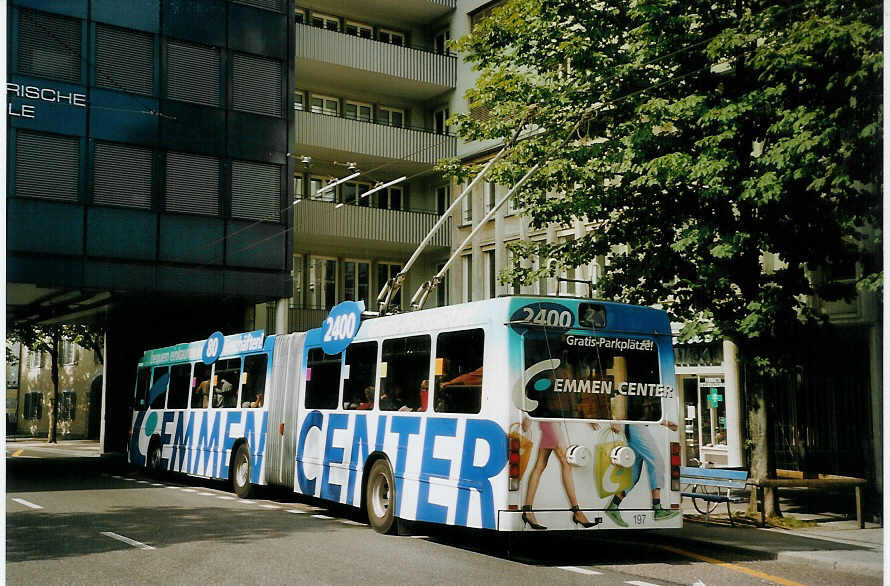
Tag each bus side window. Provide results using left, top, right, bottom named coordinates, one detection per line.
left=240, top=353, right=268, bottom=407
left=434, top=329, right=484, bottom=414
left=212, top=358, right=241, bottom=409
left=149, top=366, right=170, bottom=410
left=380, top=335, right=431, bottom=412
left=192, top=362, right=211, bottom=409
left=134, top=367, right=152, bottom=410
left=167, top=363, right=192, bottom=409
left=343, top=342, right=377, bottom=410
left=305, top=348, right=341, bottom=410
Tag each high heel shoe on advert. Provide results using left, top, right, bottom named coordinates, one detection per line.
left=521, top=505, right=546, bottom=530
left=571, top=506, right=595, bottom=528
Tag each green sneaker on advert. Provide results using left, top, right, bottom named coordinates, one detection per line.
left=605, top=502, right=628, bottom=527
left=653, top=504, right=680, bottom=521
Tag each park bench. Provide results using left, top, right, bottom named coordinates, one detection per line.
left=754, top=470, right=867, bottom=529
left=680, top=466, right=750, bottom=526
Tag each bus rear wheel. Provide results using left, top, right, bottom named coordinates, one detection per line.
left=232, top=443, right=253, bottom=498
left=366, top=459, right=396, bottom=534
left=147, top=441, right=163, bottom=478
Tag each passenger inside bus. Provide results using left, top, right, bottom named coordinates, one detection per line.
left=357, top=386, right=374, bottom=410
left=243, top=392, right=263, bottom=408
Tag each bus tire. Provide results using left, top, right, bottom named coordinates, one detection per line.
left=366, top=459, right=397, bottom=534
left=232, top=443, right=253, bottom=499
left=147, top=440, right=163, bottom=478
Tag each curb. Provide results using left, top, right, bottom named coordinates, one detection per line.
left=774, top=550, right=883, bottom=579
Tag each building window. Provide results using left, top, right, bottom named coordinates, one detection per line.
left=462, top=255, right=472, bottom=303
left=345, top=21, right=372, bottom=38
left=96, top=25, right=154, bottom=96
left=167, top=41, right=221, bottom=107
left=294, top=90, right=305, bottom=110
left=309, top=256, right=337, bottom=310
left=344, top=260, right=371, bottom=307
left=310, top=176, right=334, bottom=202
left=378, top=29, right=405, bottom=46
left=470, top=1, right=505, bottom=30
left=17, top=9, right=82, bottom=84
left=460, top=184, right=473, bottom=225
left=60, top=341, right=78, bottom=365
left=484, top=181, right=496, bottom=213
left=484, top=250, right=497, bottom=299
left=345, top=100, right=372, bottom=122
left=305, top=348, right=341, bottom=409
left=28, top=349, right=44, bottom=370
left=292, top=253, right=304, bottom=307
left=434, top=107, right=450, bottom=134
left=436, top=185, right=449, bottom=215
left=23, top=392, right=42, bottom=420
left=234, top=0, right=284, bottom=11
left=295, top=8, right=306, bottom=23
left=294, top=175, right=304, bottom=200
left=378, top=106, right=404, bottom=128
left=342, top=181, right=371, bottom=206
left=93, top=142, right=153, bottom=210
left=310, top=94, right=339, bottom=116
left=15, top=131, right=79, bottom=202
left=59, top=391, right=77, bottom=421
left=434, top=29, right=450, bottom=54
left=377, top=186, right=403, bottom=211
left=233, top=53, right=283, bottom=117
left=165, top=152, right=220, bottom=216
left=377, top=263, right=402, bottom=308
left=232, top=160, right=282, bottom=222
left=311, top=12, right=339, bottom=31
left=436, top=263, right=449, bottom=307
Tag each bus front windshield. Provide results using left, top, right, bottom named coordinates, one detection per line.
left=523, top=330, right=665, bottom=421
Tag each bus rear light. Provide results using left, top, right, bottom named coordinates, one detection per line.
left=670, top=441, right=681, bottom=491
left=508, top=432, right=521, bottom=491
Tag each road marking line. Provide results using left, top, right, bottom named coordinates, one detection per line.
left=240, top=499, right=256, bottom=504
left=100, top=531, right=155, bottom=550
left=409, top=535, right=429, bottom=539
left=559, top=566, right=603, bottom=576
left=312, top=514, right=334, bottom=520
left=217, top=496, right=235, bottom=500
left=286, top=509, right=306, bottom=514
left=111, top=475, right=124, bottom=480
left=196, top=492, right=215, bottom=496
left=340, top=520, right=365, bottom=526
left=259, top=504, right=280, bottom=509
left=11, top=449, right=23, bottom=457
left=180, top=488, right=197, bottom=493
left=150, top=483, right=164, bottom=487
left=11, top=498, right=43, bottom=510
left=657, top=544, right=806, bottom=586
left=625, top=581, right=659, bottom=586
left=135, top=480, right=150, bottom=484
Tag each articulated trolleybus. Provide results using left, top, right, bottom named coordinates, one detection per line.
left=130, top=296, right=682, bottom=533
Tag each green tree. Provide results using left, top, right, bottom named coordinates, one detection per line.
left=449, top=0, right=881, bottom=516
left=7, top=323, right=105, bottom=443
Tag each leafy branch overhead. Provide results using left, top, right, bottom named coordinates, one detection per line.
left=446, top=0, right=881, bottom=364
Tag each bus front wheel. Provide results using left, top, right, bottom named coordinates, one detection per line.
left=232, top=443, right=253, bottom=499
left=366, top=460, right=396, bottom=534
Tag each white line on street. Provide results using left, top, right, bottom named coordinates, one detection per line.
left=151, top=483, right=164, bottom=487
left=217, top=496, right=235, bottom=500
left=111, top=475, right=124, bottom=480
left=625, top=581, right=661, bottom=586
left=259, top=504, right=279, bottom=509
left=286, top=509, right=306, bottom=514
left=11, top=498, right=43, bottom=510
left=240, top=500, right=257, bottom=504
left=559, top=567, right=603, bottom=576
left=100, top=531, right=155, bottom=550
left=135, top=480, right=150, bottom=484
left=339, top=520, right=365, bottom=526
left=409, top=535, right=429, bottom=539
left=180, top=488, right=197, bottom=493
left=312, top=514, right=334, bottom=520
left=196, top=492, right=215, bottom=496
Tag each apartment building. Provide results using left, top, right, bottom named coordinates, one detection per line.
left=283, top=1, right=458, bottom=331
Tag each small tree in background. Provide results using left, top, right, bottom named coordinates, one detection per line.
left=447, top=0, right=881, bottom=517
left=7, top=323, right=105, bottom=443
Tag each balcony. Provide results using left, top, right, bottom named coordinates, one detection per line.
left=295, top=23, right=455, bottom=100
left=293, top=198, right=451, bottom=256
left=294, top=109, right=456, bottom=169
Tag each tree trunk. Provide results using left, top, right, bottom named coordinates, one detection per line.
left=48, top=335, right=60, bottom=444
left=746, top=375, right=781, bottom=518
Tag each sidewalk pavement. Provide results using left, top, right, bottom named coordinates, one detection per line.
left=6, top=439, right=884, bottom=578
left=657, top=494, right=884, bottom=579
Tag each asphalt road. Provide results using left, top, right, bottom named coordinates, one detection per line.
left=5, top=445, right=878, bottom=586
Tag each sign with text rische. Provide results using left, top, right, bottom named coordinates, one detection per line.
left=7, top=83, right=87, bottom=119
left=321, top=300, right=364, bottom=355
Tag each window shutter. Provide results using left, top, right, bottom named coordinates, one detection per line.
left=93, top=142, right=153, bottom=209
left=233, top=0, right=283, bottom=11
left=232, top=54, right=282, bottom=117
left=231, top=161, right=281, bottom=221
left=15, top=131, right=79, bottom=202
left=165, top=152, right=219, bottom=216
left=17, top=9, right=82, bottom=84
left=167, top=41, right=221, bottom=107
left=95, top=25, right=154, bottom=95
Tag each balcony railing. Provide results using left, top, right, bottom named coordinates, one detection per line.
left=294, top=198, right=451, bottom=249
left=295, top=22, right=456, bottom=89
left=294, top=109, right=456, bottom=164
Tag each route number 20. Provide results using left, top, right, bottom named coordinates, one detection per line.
left=519, top=307, right=573, bottom=328
left=324, top=312, right=357, bottom=343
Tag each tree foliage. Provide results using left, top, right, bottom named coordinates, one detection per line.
left=449, top=0, right=881, bottom=367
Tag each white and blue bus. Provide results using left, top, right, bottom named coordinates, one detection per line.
left=129, top=296, right=682, bottom=532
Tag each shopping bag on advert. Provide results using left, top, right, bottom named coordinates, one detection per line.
left=594, top=430, right=634, bottom=498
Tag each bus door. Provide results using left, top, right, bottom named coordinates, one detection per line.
left=265, top=332, right=306, bottom=490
